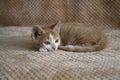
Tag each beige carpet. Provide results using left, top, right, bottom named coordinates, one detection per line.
left=0, top=27, right=120, bottom=80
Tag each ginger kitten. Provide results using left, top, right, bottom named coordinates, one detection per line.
left=31, top=22, right=107, bottom=52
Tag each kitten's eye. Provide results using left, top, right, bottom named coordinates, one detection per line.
left=55, top=39, right=59, bottom=43
left=44, top=41, right=50, bottom=45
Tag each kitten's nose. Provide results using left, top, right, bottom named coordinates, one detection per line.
left=52, top=46, right=56, bottom=50
left=51, top=44, right=57, bottom=50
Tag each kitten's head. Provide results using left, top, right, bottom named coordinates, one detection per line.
left=31, top=21, right=61, bottom=52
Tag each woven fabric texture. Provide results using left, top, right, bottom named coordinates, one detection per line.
left=0, top=27, right=120, bottom=80
left=0, top=0, right=120, bottom=28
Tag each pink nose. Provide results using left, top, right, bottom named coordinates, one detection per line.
left=52, top=46, right=56, bottom=50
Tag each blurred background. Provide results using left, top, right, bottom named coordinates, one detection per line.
left=0, top=0, right=120, bottom=28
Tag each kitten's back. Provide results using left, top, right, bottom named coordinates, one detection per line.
left=59, top=23, right=107, bottom=52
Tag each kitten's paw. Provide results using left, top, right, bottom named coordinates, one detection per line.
left=39, top=48, right=48, bottom=52
left=58, top=45, right=73, bottom=50
left=66, top=45, right=74, bottom=48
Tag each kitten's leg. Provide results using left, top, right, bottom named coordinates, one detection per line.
left=59, top=45, right=81, bottom=51
left=39, top=47, right=48, bottom=52
left=58, top=45, right=89, bottom=52
left=66, top=45, right=74, bottom=48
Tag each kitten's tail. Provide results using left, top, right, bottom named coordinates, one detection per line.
left=59, top=36, right=107, bottom=52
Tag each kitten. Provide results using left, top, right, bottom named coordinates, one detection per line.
left=31, top=21, right=107, bottom=52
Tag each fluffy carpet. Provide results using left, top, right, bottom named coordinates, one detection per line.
left=0, top=27, right=120, bottom=80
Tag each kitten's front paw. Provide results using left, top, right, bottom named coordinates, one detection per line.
left=39, top=48, right=48, bottom=52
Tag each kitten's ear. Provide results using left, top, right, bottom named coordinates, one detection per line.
left=31, top=25, right=45, bottom=40
left=53, top=21, right=61, bottom=33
